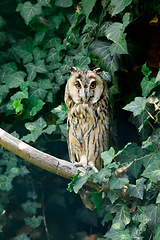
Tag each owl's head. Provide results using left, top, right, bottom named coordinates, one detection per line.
left=65, top=67, right=106, bottom=105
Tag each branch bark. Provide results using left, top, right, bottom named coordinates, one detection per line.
left=0, top=127, right=105, bottom=191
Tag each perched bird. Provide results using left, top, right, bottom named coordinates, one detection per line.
left=65, top=67, right=111, bottom=172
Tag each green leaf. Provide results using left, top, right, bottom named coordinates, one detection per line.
left=33, top=32, right=46, bottom=46
left=111, top=0, right=133, bottom=16
left=74, top=48, right=91, bottom=68
left=30, top=97, right=45, bottom=116
left=55, top=0, right=73, bottom=8
left=13, top=45, right=33, bottom=64
left=141, top=63, right=152, bottom=77
left=118, top=143, right=143, bottom=178
left=89, top=40, right=123, bottom=77
left=33, top=47, right=47, bottom=62
left=105, top=22, right=123, bottom=43
left=17, top=2, right=42, bottom=25
left=146, top=204, right=160, bottom=233
left=21, top=200, right=38, bottom=214
left=43, top=125, right=56, bottom=134
left=113, top=204, right=131, bottom=226
left=59, top=123, right=67, bottom=137
left=96, top=167, right=111, bottom=183
left=156, top=193, right=160, bottom=204
left=0, top=175, right=13, bottom=191
left=47, top=47, right=63, bottom=63
left=54, top=69, right=67, bottom=86
left=91, top=190, right=102, bottom=216
left=123, top=97, right=147, bottom=116
left=140, top=77, right=157, bottom=97
left=107, top=189, right=121, bottom=204
left=127, top=178, right=146, bottom=199
left=14, top=233, right=30, bottom=240
left=81, top=0, right=97, bottom=19
left=101, top=147, right=115, bottom=166
left=51, top=103, right=67, bottom=124
left=50, top=13, right=64, bottom=29
left=24, top=215, right=43, bottom=228
left=73, top=171, right=92, bottom=193
left=3, top=62, right=26, bottom=89
left=104, top=228, right=132, bottom=240
left=67, top=172, right=81, bottom=192
left=109, top=176, right=129, bottom=190
left=25, top=61, right=47, bottom=82
left=101, top=212, right=113, bottom=226
left=29, top=82, right=47, bottom=100
left=142, top=158, right=160, bottom=182
left=154, top=224, right=160, bottom=240
left=109, top=33, right=128, bottom=55
left=22, top=117, right=46, bottom=142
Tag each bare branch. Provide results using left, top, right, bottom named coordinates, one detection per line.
left=0, top=128, right=106, bottom=191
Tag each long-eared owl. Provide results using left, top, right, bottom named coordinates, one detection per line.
left=65, top=67, right=111, bottom=172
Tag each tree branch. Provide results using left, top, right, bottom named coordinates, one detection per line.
left=0, top=128, right=106, bottom=191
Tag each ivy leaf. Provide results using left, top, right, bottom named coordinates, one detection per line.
left=29, top=82, right=47, bottom=100
left=51, top=103, right=67, bottom=124
left=59, top=123, right=67, bottom=137
left=3, top=62, right=26, bottom=89
left=96, top=167, right=111, bottom=183
left=14, top=233, right=30, bottom=240
left=17, top=2, right=42, bottom=25
left=13, top=45, right=33, bottom=64
left=30, top=97, right=45, bottom=116
left=154, top=224, right=160, bottom=240
left=123, top=97, right=147, bottom=116
left=107, top=189, right=121, bottom=204
left=141, top=63, right=152, bottom=77
left=25, top=60, right=48, bottom=82
left=21, top=200, right=38, bottom=214
left=113, top=204, right=131, bottom=226
left=33, top=47, right=47, bottom=62
left=140, top=77, right=157, bottom=97
left=101, top=212, right=113, bottom=226
left=74, top=48, right=91, bottom=69
left=90, top=190, right=102, bottom=216
left=104, top=228, right=132, bottom=240
left=146, top=204, right=160, bottom=233
left=109, top=176, right=129, bottom=190
left=81, top=0, right=97, bottom=19
left=33, top=32, right=46, bottom=46
left=101, top=147, right=115, bottom=166
left=0, top=175, right=13, bottom=191
left=47, top=47, right=63, bottom=63
left=54, top=69, right=67, bottom=86
left=24, top=215, right=43, bottom=228
left=142, top=158, right=160, bottom=182
left=109, top=34, right=128, bottom=55
left=89, top=40, right=123, bottom=77
left=127, top=178, right=146, bottom=199
left=22, top=117, right=46, bottom=142
left=111, top=0, right=133, bottom=16
left=73, top=171, right=92, bottom=194
left=43, top=125, right=56, bottom=134
left=55, top=0, right=73, bottom=8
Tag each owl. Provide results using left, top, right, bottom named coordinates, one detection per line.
left=64, top=67, right=111, bottom=172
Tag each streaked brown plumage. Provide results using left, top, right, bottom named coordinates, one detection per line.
left=65, top=67, right=111, bottom=172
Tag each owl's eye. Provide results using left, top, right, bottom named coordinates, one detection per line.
left=75, top=82, right=81, bottom=89
left=90, top=82, right=96, bottom=89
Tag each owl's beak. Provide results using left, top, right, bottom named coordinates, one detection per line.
left=84, top=88, right=88, bottom=100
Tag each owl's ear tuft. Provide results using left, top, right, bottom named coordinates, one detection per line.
left=93, top=68, right=103, bottom=75
left=70, top=67, right=78, bottom=75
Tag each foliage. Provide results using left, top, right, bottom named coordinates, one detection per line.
left=0, top=0, right=160, bottom=239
